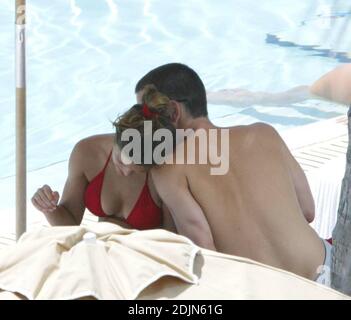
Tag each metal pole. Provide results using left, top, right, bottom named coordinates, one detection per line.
left=15, top=0, right=26, bottom=240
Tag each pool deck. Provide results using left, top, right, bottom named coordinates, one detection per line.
left=0, top=115, right=348, bottom=249
left=281, top=115, right=348, bottom=174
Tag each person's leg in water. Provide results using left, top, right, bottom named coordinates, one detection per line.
left=206, top=85, right=311, bottom=107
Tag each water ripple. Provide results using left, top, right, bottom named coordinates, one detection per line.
left=0, top=0, right=348, bottom=181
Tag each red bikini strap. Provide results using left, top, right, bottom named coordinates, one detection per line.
left=102, top=150, right=113, bottom=172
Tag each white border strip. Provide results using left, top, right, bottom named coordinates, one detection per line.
left=16, top=24, right=26, bottom=89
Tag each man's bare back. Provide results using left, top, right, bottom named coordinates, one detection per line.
left=152, top=122, right=325, bottom=280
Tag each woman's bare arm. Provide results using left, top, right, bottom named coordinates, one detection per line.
left=33, top=140, right=89, bottom=226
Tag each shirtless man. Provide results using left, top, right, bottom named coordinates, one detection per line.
left=133, top=63, right=326, bottom=281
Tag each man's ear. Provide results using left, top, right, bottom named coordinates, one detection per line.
left=136, top=90, right=144, bottom=104
left=169, top=100, right=182, bottom=124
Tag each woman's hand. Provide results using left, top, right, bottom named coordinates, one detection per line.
left=31, top=185, right=60, bottom=214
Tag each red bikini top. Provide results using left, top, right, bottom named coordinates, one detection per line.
left=84, top=151, right=162, bottom=230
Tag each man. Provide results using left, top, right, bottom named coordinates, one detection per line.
left=134, top=63, right=327, bottom=282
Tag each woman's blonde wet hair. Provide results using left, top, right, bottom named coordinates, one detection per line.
left=113, top=84, right=176, bottom=167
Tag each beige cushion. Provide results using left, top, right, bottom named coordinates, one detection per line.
left=0, top=223, right=199, bottom=300
left=310, top=64, right=351, bottom=105
left=0, top=223, right=349, bottom=300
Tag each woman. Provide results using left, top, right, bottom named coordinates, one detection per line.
left=31, top=85, right=177, bottom=232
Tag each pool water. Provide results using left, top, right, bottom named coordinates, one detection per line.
left=0, top=0, right=350, bottom=226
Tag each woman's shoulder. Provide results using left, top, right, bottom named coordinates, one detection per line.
left=73, top=134, right=114, bottom=154
left=69, top=134, right=114, bottom=171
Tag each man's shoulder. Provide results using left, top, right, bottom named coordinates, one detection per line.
left=247, top=122, right=275, bottom=132
left=243, top=122, right=279, bottom=138
left=229, top=122, right=282, bottom=150
left=221, top=122, right=277, bottom=139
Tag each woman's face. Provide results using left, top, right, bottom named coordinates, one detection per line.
left=111, top=144, right=146, bottom=176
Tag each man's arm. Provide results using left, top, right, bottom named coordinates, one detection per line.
left=151, top=167, right=216, bottom=250
left=161, top=204, right=178, bottom=233
left=285, top=152, right=315, bottom=223
left=270, top=125, right=315, bottom=223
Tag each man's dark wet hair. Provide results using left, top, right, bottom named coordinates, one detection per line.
left=135, top=63, right=208, bottom=118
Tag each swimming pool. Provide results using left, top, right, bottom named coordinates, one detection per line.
left=0, top=0, right=350, bottom=227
